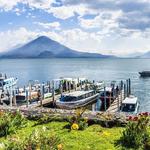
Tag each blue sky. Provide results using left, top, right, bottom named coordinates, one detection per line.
left=0, top=0, right=150, bottom=56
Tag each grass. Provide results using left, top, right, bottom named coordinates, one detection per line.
left=0, top=120, right=125, bottom=150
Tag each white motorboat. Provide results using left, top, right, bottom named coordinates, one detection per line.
left=56, top=90, right=99, bottom=109
left=120, top=95, right=139, bottom=114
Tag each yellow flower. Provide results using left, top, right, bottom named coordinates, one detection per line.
left=102, top=131, right=110, bottom=136
left=84, top=117, right=88, bottom=122
left=57, top=144, right=63, bottom=150
left=0, top=142, right=5, bottom=150
left=71, top=123, right=79, bottom=130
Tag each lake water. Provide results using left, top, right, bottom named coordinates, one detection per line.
left=0, top=58, right=150, bottom=112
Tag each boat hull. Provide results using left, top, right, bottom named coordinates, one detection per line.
left=139, top=71, right=150, bottom=77
left=56, top=93, right=99, bottom=109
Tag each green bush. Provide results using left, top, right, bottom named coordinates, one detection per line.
left=0, top=111, right=27, bottom=137
left=67, top=108, right=88, bottom=131
left=119, top=112, right=150, bottom=149
left=4, top=127, right=61, bottom=150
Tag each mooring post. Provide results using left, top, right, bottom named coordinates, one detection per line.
left=126, top=79, right=129, bottom=97
left=123, top=83, right=126, bottom=99
left=80, top=80, right=82, bottom=90
left=26, top=89, right=29, bottom=108
left=29, top=83, right=31, bottom=104
left=0, top=90, right=2, bottom=104
left=68, top=81, right=71, bottom=93
left=48, top=81, right=51, bottom=93
left=40, top=83, right=44, bottom=106
left=104, top=86, right=107, bottom=111
left=9, top=86, right=12, bottom=107
left=109, top=92, right=111, bottom=107
left=120, top=81, right=123, bottom=103
left=52, top=80, right=55, bottom=106
left=129, top=78, right=131, bottom=95
left=117, top=94, right=120, bottom=111
left=60, top=80, right=63, bottom=97
left=65, top=80, right=68, bottom=91
left=23, top=85, right=26, bottom=93
left=13, top=90, right=16, bottom=106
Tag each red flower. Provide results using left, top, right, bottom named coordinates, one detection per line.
left=144, top=112, right=149, bottom=116
left=127, top=116, right=133, bottom=121
left=133, top=116, right=138, bottom=121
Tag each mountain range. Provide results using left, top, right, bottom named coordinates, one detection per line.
left=0, top=36, right=115, bottom=58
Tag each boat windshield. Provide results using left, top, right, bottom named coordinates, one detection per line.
left=121, top=104, right=136, bottom=112
left=0, top=83, right=2, bottom=87
left=60, top=96, right=77, bottom=102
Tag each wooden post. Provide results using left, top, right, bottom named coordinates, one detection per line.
left=52, top=80, right=55, bottom=106
left=126, top=79, right=129, bottom=97
left=9, top=86, right=12, bottom=107
left=12, top=90, right=16, bottom=106
left=48, top=81, right=51, bottom=93
left=65, top=81, right=68, bottom=91
left=26, top=89, right=29, bottom=107
left=24, top=86, right=26, bottom=92
left=112, top=84, right=114, bottom=100
left=124, top=83, right=126, bottom=99
left=109, top=92, right=111, bottom=107
left=60, top=80, right=63, bottom=97
left=0, top=90, right=2, bottom=104
left=117, top=94, right=119, bottom=111
left=29, top=83, right=31, bottom=103
left=68, top=81, right=71, bottom=93
left=80, top=80, right=82, bottom=90
left=104, top=86, right=107, bottom=111
left=40, top=83, right=44, bottom=106
left=129, top=78, right=131, bottom=95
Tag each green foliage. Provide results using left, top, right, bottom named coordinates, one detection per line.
left=4, top=127, right=60, bottom=150
left=0, top=111, right=27, bottom=137
left=67, top=108, right=88, bottom=131
left=119, top=113, right=150, bottom=149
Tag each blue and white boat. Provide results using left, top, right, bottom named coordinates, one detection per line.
left=56, top=90, right=99, bottom=109
left=0, top=74, right=18, bottom=90
left=120, top=95, right=139, bottom=114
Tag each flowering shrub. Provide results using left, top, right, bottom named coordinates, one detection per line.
left=0, top=110, right=27, bottom=137
left=119, top=112, right=150, bottom=149
left=67, top=108, right=88, bottom=131
left=4, top=127, right=61, bottom=150
left=71, top=123, right=79, bottom=130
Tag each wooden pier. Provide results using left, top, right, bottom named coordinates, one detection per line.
left=106, top=79, right=131, bottom=113
left=0, top=78, right=132, bottom=114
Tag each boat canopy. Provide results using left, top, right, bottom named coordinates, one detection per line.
left=62, top=90, right=94, bottom=98
left=100, top=87, right=112, bottom=92
left=122, top=96, right=137, bottom=104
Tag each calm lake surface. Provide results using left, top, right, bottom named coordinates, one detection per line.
left=0, top=58, right=150, bottom=112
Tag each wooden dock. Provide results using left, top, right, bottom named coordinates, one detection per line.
left=106, top=89, right=124, bottom=113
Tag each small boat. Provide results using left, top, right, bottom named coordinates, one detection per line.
left=16, top=91, right=39, bottom=103
left=0, top=74, right=18, bottom=90
left=139, top=71, right=150, bottom=77
left=120, top=95, right=139, bottom=114
left=56, top=90, right=99, bottom=109
left=94, top=81, right=105, bottom=92
left=44, top=92, right=52, bottom=99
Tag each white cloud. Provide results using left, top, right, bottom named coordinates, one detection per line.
left=35, top=21, right=60, bottom=30
left=0, top=27, right=37, bottom=52
left=0, top=0, right=22, bottom=11
left=0, top=0, right=55, bottom=11
left=79, top=10, right=122, bottom=32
